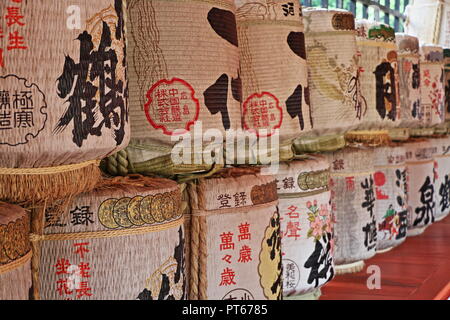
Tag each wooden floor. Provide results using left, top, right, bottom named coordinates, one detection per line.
left=320, top=215, right=450, bottom=300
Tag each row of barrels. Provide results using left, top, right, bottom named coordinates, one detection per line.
left=1, top=0, right=450, bottom=300
left=1, top=136, right=449, bottom=300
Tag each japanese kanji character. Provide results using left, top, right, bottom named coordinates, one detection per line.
left=219, top=232, right=234, bottom=251
left=70, top=206, right=94, bottom=226
left=5, top=7, right=25, bottom=27
left=238, top=223, right=251, bottom=241
left=76, top=281, right=93, bottom=299
left=238, top=245, right=252, bottom=263
left=56, top=278, right=73, bottom=296
left=7, top=31, right=27, bottom=50
left=54, top=258, right=71, bottom=275
left=219, top=268, right=236, bottom=287
left=73, top=242, right=90, bottom=259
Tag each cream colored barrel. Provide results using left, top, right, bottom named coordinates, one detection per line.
left=328, top=147, right=377, bottom=274
left=420, top=45, right=445, bottom=128
left=276, top=157, right=334, bottom=299
left=34, top=176, right=186, bottom=300
left=0, top=0, right=129, bottom=203
left=373, top=145, right=408, bottom=252
left=0, top=202, right=32, bottom=300
left=113, top=0, right=240, bottom=176
left=235, top=0, right=311, bottom=144
left=431, top=136, right=450, bottom=221
left=395, top=34, right=422, bottom=131
left=355, top=20, right=400, bottom=130
left=299, top=8, right=363, bottom=148
left=405, top=0, right=450, bottom=47
left=187, top=167, right=282, bottom=300
left=404, top=140, right=436, bottom=236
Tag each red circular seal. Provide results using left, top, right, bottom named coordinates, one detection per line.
left=144, top=78, right=200, bottom=136
left=242, top=92, right=283, bottom=138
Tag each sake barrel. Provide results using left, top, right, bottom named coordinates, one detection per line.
left=235, top=0, right=311, bottom=146
left=34, top=176, right=186, bottom=300
left=432, top=136, right=450, bottom=221
left=420, top=45, right=445, bottom=127
left=276, top=157, right=334, bottom=300
left=112, top=0, right=241, bottom=177
left=187, top=168, right=282, bottom=300
left=404, top=140, right=436, bottom=236
left=373, top=145, right=408, bottom=253
left=328, top=147, right=377, bottom=274
left=295, top=8, right=363, bottom=153
left=0, top=1, right=129, bottom=203
left=395, top=34, right=422, bottom=130
left=0, top=202, right=32, bottom=300
left=405, top=0, right=450, bottom=47
left=444, top=48, right=450, bottom=125
left=354, top=20, right=400, bottom=130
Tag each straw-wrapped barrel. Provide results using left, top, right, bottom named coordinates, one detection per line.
left=354, top=20, right=400, bottom=129
left=276, top=157, right=334, bottom=300
left=33, top=176, right=186, bottom=300
left=0, top=202, right=32, bottom=300
left=373, top=145, right=408, bottom=252
left=0, top=0, right=129, bottom=203
left=328, top=147, right=377, bottom=274
left=104, top=0, right=241, bottom=178
left=235, top=0, right=311, bottom=150
left=404, top=140, right=436, bottom=236
left=295, top=8, right=364, bottom=153
left=431, top=136, right=450, bottom=221
left=187, top=167, right=282, bottom=300
left=420, top=45, right=445, bottom=128
left=394, top=34, right=422, bottom=136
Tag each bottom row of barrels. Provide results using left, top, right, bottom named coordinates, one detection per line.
left=1, top=136, right=450, bottom=300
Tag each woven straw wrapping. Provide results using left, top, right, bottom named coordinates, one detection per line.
left=420, top=45, right=445, bottom=127
left=328, top=147, right=377, bottom=265
left=235, top=0, right=311, bottom=143
left=276, top=157, right=335, bottom=298
left=0, top=0, right=129, bottom=167
left=396, top=33, right=422, bottom=128
left=354, top=20, right=400, bottom=129
left=187, top=167, right=282, bottom=300
left=404, top=0, right=450, bottom=47
left=36, top=176, right=186, bottom=300
left=373, top=145, right=408, bottom=251
left=444, top=49, right=450, bottom=122
left=404, top=140, right=436, bottom=234
left=431, top=136, right=450, bottom=221
left=126, top=0, right=241, bottom=164
left=0, top=202, right=32, bottom=300
left=302, top=8, right=364, bottom=137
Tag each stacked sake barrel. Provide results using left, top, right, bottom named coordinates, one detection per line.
left=33, top=176, right=186, bottom=300
left=346, top=20, right=400, bottom=146
left=373, top=145, right=408, bottom=253
left=234, top=0, right=310, bottom=160
left=328, top=147, right=377, bottom=274
left=0, top=203, right=32, bottom=300
left=104, top=0, right=241, bottom=178
left=187, top=168, right=282, bottom=300
left=418, top=45, right=445, bottom=132
left=276, top=157, right=335, bottom=300
left=393, top=33, right=422, bottom=140
left=404, top=140, right=436, bottom=236
left=405, top=0, right=450, bottom=47
left=294, top=8, right=363, bottom=153
left=431, top=136, right=450, bottom=221
left=0, top=0, right=129, bottom=204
